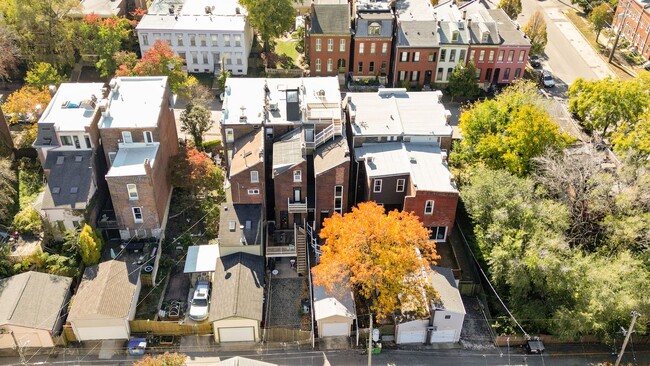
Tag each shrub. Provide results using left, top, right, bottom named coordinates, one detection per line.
left=12, top=207, right=43, bottom=236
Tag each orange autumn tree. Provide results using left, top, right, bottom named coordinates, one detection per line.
left=169, top=145, right=223, bottom=195
left=312, top=201, right=440, bottom=320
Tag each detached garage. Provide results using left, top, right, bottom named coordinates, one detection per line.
left=210, top=252, right=265, bottom=343
left=68, top=260, right=141, bottom=341
left=313, top=283, right=356, bottom=338
left=395, top=266, right=466, bottom=344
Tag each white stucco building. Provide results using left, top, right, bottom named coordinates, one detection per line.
left=136, top=0, right=254, bottom=75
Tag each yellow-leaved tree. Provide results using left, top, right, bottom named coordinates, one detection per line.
left=78, top=224, right=103, bottom=266
left=312, top=202, right=440, bottom=321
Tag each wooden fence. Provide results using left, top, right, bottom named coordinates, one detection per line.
left=264, top=327, right=311, bottom=343
left=62, top=324, right=77, bottom=343
left=129, top=320, right=212, bottom=336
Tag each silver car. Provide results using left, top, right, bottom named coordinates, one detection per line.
left=189, top=281, right=210, bottom=321
left=541, top=70, right=555, bottom=88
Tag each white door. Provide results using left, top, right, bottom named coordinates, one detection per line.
left=429, top=329, right=457, bottom=343
left=397, top=329, right=427, bottom=344
left=76, top=325, right=128, bottom=341
left=321, top=322, right=349, bottom=337
left=218, top=327, right=255, bottom=342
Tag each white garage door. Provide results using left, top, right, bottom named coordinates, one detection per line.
left=321, top=322, right=349, bottom=337
left=429, top=329, right=457, bottom=343
left=218, top=327, right=255, bottom=342
left=397, top=329, right=427, bottom=344
left=76, top=326, right=128, bottom=341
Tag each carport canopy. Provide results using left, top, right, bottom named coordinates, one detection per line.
left=184, top=245, right=220, bottom=274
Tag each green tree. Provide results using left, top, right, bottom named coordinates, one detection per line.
left=179, top=76, right=213, bottom=107
left=25, top=62, right=65, bottom=88
left=312, top=202, right=440, bottom=321
left=568, top=76, right=650, bottom=136
left=522, top=10, right=548, bottom=56
left=0, top=0, right=80, bottom=68
left=77, top=224, right=102, bottom=266
left=448, top=62, right=480, bottom=101
left=180, top=104, right=213, bottom=148
left=1, top=86, right=52, bottom=124
left=498, top=0, right=522, bottom=20
left=611, top=111, right=650, bottom=160
left=12, top=207, right=43, bottom=235
left=292, top=24, right=306, bottom=54
left=239, top=0, right=294, bottom=51
left=0, top=157, right=17, bottom=224
left=78, top=14, right=132, bottom=77
left=588, top=3, right=613, bottom=40
left=454, top=81, right=572, bottom=176
left=216, top=67, right=231, bottom=91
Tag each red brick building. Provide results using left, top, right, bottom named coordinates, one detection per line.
left=393, top=21, right=440, bottom=86
left=228, top=130, right=265, bottom=205
left=352, top=11, right=394, bottom=81
left=308, top=4, right=352, bottom=76
left=314, top=136, right=350, bottom=230
left=272, top=129, right=308, bottom=229
left=613, top=0, right=650, bottom=61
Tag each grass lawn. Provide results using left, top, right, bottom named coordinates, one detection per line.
left=275, top=40, right=299, bottom=65
left=564, top=9, right=634, bottom=80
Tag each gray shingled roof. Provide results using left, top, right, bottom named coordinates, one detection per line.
left=310, top=4, right=351, bottom=35
left=210, top=253, right=265, bottom=321
left=429, top=266, right=466, bottom=314
left=0, top=271, right=72, bottom=331
left=218, top=203, right=263, bottom=247
left=33, top=123, right=58, bottom=147
left=397, top=21, right=439, bottom=47
left=68, top=260, right=140, bottom=321
left=355, top=12, right=394, bottom=38
left=487, top=9, right=531, bottom=46
left=41, top=150, right=94, bottom=210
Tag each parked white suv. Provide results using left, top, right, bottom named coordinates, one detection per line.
left=189, top=281, right=210, bottom=321
left=541, top=70, right=555, bottom=88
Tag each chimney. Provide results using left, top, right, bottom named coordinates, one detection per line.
left=144, top=158, right=152, bottom=176
left=467, top=18, right=472, bottom=28
left=462, top=10, right=467, bottom=19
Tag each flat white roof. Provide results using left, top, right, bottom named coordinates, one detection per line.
left=38, top=83, right=105, bottom=132
left=356, top=143, right=457, bottom=193
left=222, top=77, right=341, bottom=126
left=138, top=0, right=247, bottom=31
left=184, top=245, right=220, bottom=273
left=348, top=89, right=452, bottom=137
left=106, top=143, right=159, bottom=177
left=99, top=77, right=167, bottom=129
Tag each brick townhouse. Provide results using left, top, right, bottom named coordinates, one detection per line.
left=308, top=3, right=352, bottom=77
left=352, top=4, right=395, bottom=83
left=613, top=0, right=650, bottom=61
left=99, top=76, right=179, bottom=240
left=345, top=89, right=457, bottom=241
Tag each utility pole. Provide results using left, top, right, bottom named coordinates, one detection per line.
left=609, top=0, right=632, bottom=63
left=367, top=314, right=373, bottom=366
left=614, top=310, right=640, bottom=366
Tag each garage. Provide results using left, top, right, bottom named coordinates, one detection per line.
left=218, top=327, right=256, bottom=342
left=429, top=329, right=458, bottom=343
left=396, top=329, right=427, bottom=344
left=321, top=322, right=350, bottom=337
left=75, top=325, right=129, bottom=341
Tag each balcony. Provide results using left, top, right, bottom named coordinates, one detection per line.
left=266, top=228, right=296, bottom=257
left=97, top=210, right=118, bottom=229
left=287, top=198, right=307, bottom=213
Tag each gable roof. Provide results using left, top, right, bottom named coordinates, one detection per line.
left=0, top=271, right=72, bottom=331
left=355, top=12, right=394, bottom=38
left=210, top=253, right=264, bottom=321
left=310, top=4, right=351, bottom=35
left=314, top=136, right=350, bottom=176
left=313, top=282, right=356, bottom=321
left=219, top=203, right=264, bottom=247
left=68, top=260, right=140, bottom=321
left=184, top=245, right=220, bottom=273
left=397, top=21, right=440, bottom=48
left=429, top=266, right=466, bottom=314
left=41, top=151, right=94, bottom=210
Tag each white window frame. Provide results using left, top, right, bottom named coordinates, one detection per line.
left=373, top=179, right=382, bottom=193
left=199, top=34, right=207, bottom=46
left=132, top=207, right=143, bottom=223
left=251, top=170, right=259, bottom=183
left=316, top=58, right=321, bottom=72
left=315, top=39, right=322, bottom=52
left=327, top=58, right=333, bottom=72
left=122, top=131, right=132, bottom=143
left=60, top=135, right=73, bottom=146
left=248, top=189, right=260, bottom=195
left=359, top=42, right=364, bottom=54
left=396, top=179, right=405, bottom=192
left=225, top=128, right=234, bottom=142
left=382, top=42, right=388, bottom=54
left=142, top=34, right=149, bottom=46
left=127, top=184, right=138, bottom=200
left=234, top=34, right=241, bottom=47
left=424, top=200, right=434, bottom=215
left=144, top=131, right=153, bottom=143
left=370, top=42, right=376, bottom=54
left=334, top=185, right=343, bottom=214
left=340, top=39, right=346, bottom=52
left=413, top=51, right=420, bottom=62
left=189, top=34, right=196, bottom=46
left=293, top=170, right=302, bottom=182
left=211, top=34, right=218, bottom=46
left=327, top=38, right=333, bottom=52
left=430, top=226, right=447, bottom=241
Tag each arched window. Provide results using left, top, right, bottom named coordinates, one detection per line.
left=368, top=22, right=381, bottom=36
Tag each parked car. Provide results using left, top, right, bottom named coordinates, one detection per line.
left=529, top=55, right=541, bottom=68
left=540, top=70, right=555, bottom=88
left=189, top=281, right=210, bottom=321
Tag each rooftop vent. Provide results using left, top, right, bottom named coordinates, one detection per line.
left=52, top=187, right=60, bottom=194
left=410, top=156, right=417, bottom=164
left=56, top=156, right=65, bottom=165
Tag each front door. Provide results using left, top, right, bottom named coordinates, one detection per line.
left=293, top=187, right=301, bottom=202
left=424, top=70, right=432, bottom=85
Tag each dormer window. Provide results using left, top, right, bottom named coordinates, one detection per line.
left=452, top=31, right=459, bottom=42
left=482, top=31, right=489, bottom=43
left=368, top=22, right=381, bottom=36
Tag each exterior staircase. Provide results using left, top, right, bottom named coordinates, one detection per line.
left=295, top=224, right=307, bottom=275
left=313, top=118, right=343, bottom=149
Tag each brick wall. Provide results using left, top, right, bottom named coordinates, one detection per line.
left=393, top=47, right=439, bottom=86
left=352, top=37, right=392, bottom=78
left=106, top=173, right=161, bottom=234
left=273, top=161, right=308, bottom=228
left=315, top=161, right=350, bottom=229
left=230, top=162, right=265, bottom=205
left=403, top=190, right=458, bottom=233
left=309, top=35, right=352, bottom=76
